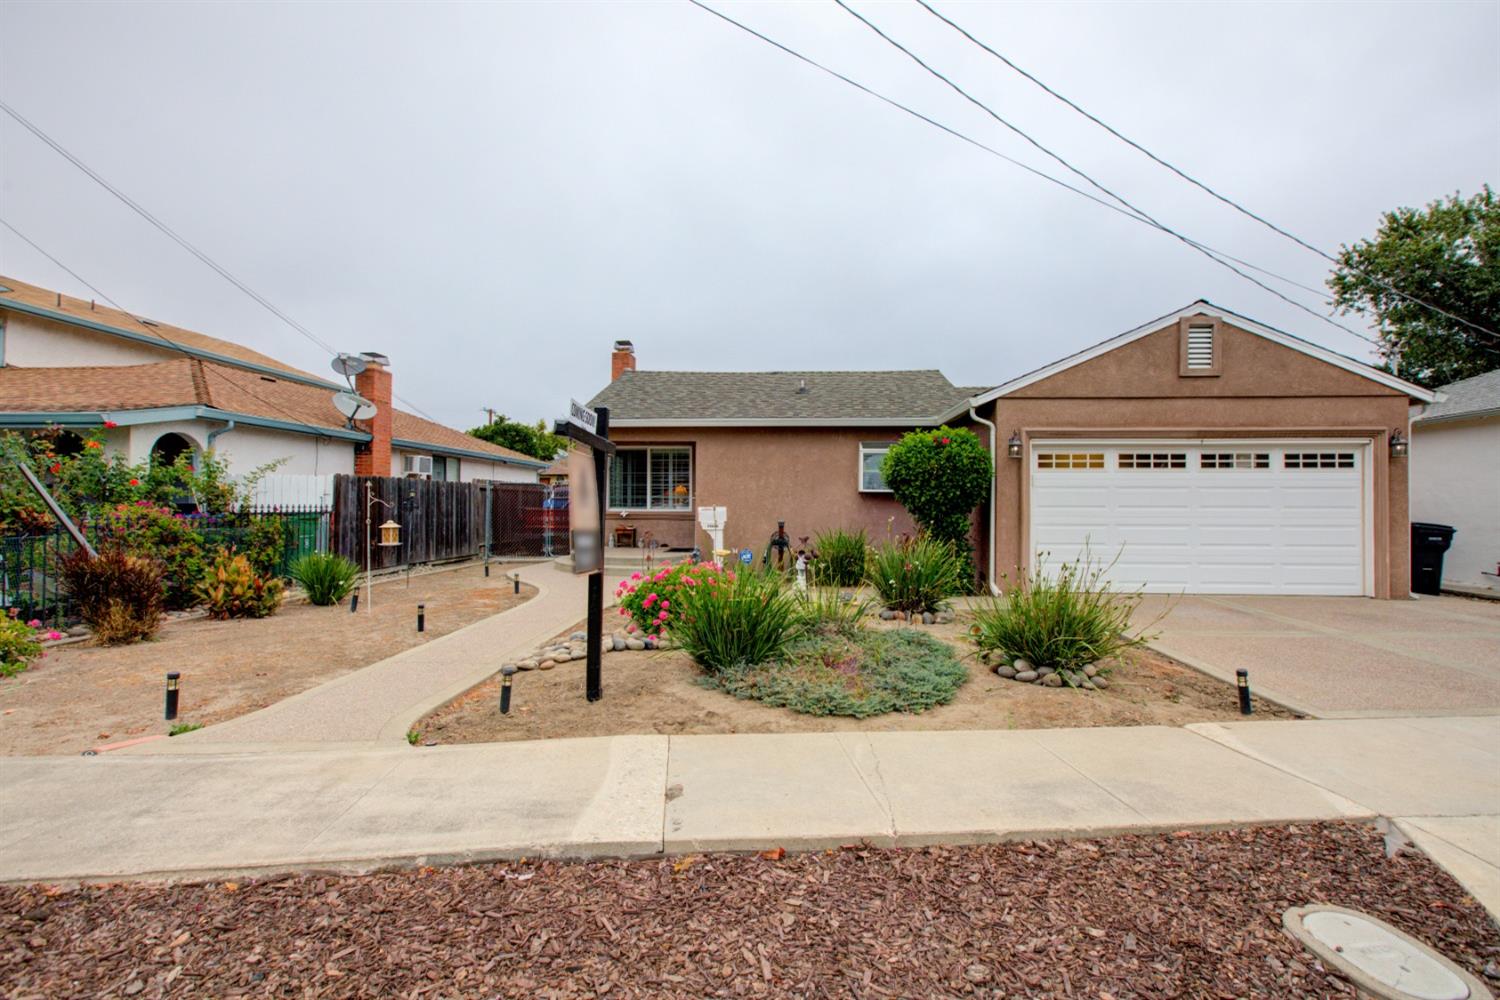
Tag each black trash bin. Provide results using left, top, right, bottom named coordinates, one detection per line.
left=1411, top=522, right=1456, bottom=596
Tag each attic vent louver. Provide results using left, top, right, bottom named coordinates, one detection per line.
left=797, top=378, right=808, bottom=394
left=1186, top=324, right=1214, bottom=369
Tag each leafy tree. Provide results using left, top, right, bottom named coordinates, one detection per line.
left=881, top=426, right=993, bottom=586
left=468, top=415, right=565, bottom=462
left=1329, top=187, right=1500, bottom=387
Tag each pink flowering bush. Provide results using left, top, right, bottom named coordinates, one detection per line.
left=0, top=609, right=63, bottom=677
left=615, top=560, right=732, bottom=638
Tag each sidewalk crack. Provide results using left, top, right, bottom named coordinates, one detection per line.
left=1030, top=736, right=1148, bottom=821
left=837, top=734, right=896, bottom=840
left=658, top=735, right=672, bottom=856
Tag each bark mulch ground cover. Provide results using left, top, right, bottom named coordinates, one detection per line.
left=4, top=822, right=1495, bottom=999
left=0, top=565, right=536, bottom=756
left=420, top=615, right=1296, bottom=745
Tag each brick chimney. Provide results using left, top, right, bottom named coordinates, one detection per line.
left=353, top=353, right=393, bottom=476
left=611, top=340, right=636, bottom=381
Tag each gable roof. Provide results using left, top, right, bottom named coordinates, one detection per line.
left=968, top=300, right=1438, bottom=405
left=1413, top=368, right=1500, bottom=425
left=590, top=369, right=974, bottom=427
left=0, top=275, right=331, bottom=387
left=0, top=359, right=545, bottom=466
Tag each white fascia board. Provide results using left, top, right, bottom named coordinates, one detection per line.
left=968, top=300, right=1437, bottom=406
left=606, top=416, right=951, bottom=429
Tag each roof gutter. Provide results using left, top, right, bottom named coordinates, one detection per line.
left=390, top=438, right=548, bottom=468
left=0, top=405, right=369, bottom=441
left=206, top=419, right=236, bottom=449
left=968, top=404, right=1001, bottom=596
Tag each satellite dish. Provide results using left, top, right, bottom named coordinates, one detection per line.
left=332, top=391, right=377, bottom=422
left=331, top=353, right=368, bottom=378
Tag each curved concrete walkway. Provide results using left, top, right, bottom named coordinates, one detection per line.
left=138, top=563, right=590, bottom=750
left=2, top=717, right=1497, bottom=916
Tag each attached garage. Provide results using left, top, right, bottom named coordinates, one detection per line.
left=978, top=302, right=1437, bottom=600
left=1028, top=439, right=1369, bottom=595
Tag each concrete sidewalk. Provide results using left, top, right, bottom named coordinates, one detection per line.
left=142, top=563, right=590, bottom=748
left=4, top=717, right=1497, bottom=915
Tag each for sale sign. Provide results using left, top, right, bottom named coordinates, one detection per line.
left=568, top=443, right=602, bottom=574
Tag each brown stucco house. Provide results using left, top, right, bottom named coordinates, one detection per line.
left=588, top=302, right=1436, bottom=599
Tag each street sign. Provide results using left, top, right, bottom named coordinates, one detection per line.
left=568, top=443, right=602, bottom=575
left=568, top=399, right=599, bottom=435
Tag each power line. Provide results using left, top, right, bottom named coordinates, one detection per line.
left=0, top=217, right=343, bottom=440
left=829, top=0, right=1383, bottom=348
left=0, top=99, right=446, bottom=422
left=913, top=0, right=1500, bottom=343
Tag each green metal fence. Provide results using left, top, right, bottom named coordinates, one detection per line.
left=0, top=507, right=330, bottom=625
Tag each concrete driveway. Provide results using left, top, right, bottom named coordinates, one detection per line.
left=1137, top=594, right=1500, bottom=718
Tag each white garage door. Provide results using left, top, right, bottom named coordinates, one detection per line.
left=1029, top=441, right=1369, bottom=595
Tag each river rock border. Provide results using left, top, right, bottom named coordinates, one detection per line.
left=992, top=657, right=1109, bottom=690
left=506, top=630, right=674, bottom=671
left=876, top=609, right=957, bottom=625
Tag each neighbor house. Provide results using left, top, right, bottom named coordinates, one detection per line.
left=0, top=275, right=545, bottom=488
left=1409, top=368, right=1500, bottom=595
left=589, top=302, right=1436, bottom=598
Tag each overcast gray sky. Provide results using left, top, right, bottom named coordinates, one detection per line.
left=2, top=0, right=1496, bottom=430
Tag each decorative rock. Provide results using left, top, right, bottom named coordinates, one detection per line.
left=644, top=637, right=658, bottom=650
left=1042, top=673, right=1063, bottom=687
left=570, top=631, right=587, bottom=642
left=1013, top=658, right=1033, bottom=672
left=1081, top=679, right=1096, bottom=690
left=1037, top=666, right=1055, bottom=677
left=879, top=609, right=895, bottom=621
left=66, top=624, right=90, bottom=638
left=516, top=659, right=538, bottom=671
left=612, top=635, right=626, bottom=651
left=1092, top=676, right=1110, bottom=690
left=1014, top=669, right=1038, bottom=683
left=921, top=612, right=935, bottom=625
left=995, top=664, right=1017, bottom=679
left=1063, top=670, right=1083, bottom=687
left=554, top=652, right=572, bottom=663
left=1083, top=663, right=1099, bottom=678
left=626, top=638, right=646, bottom=651
left=935, top=612, right=955, bottom=624
left=538, top=659, right=556, bottom=670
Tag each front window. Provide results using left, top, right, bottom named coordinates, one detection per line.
left=609, top=447, right=691, bottom=510
left=860, top=442, right=893, bottom=492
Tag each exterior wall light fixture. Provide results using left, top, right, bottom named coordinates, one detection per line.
left=1389, top=430, right=1408, bottom=457
left=1007, top=432, right=1022, bottom=460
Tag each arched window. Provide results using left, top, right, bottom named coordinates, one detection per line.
left=150, top=432, right=195, bottom=470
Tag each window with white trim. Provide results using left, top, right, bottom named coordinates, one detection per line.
left=1201, top=452, right=1270, bottom=469
left=860, top=442, right=893, bottom=492
left=1284, top=451, right=1355, bottom=469
left=609, top=447, right=691, bottom=510
left=1119, top=452, right=1187, bottom=469
left=1036, top=452, right=1104, bottom=470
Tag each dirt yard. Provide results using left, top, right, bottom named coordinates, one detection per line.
left=420, top=614, right=1297, bottom=744
left=3, top=823, right=1494, bottom=998
left=0, top=564, right=537, bottom=756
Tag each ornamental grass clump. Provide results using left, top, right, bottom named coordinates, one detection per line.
left=60, top=547, right=166, bottom=644
left=197, top=549, right=283, bottom=619
left=811, top=528, right=868, bottom=588
left=866, top=535, right=964, bottom=614
left=672, top=566, right=803, bottom=673
left=971, top=549, right=1160, bottom=680
left=289, top=552, right=360, bottom=606
left=795, top=571, right=871, bottom=637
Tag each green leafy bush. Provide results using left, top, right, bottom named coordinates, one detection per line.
left=241, top=516, right=288, bottom=579
left=0, top=613, right=61, bottom=677
left=708, top=628, right=967, bottom=717
left=881, top=427, right=992, bottom=586
left=971, top=549, right=1159, bottom=678
left=289, top=552, right=360, bottom=605
left=811, top=528, right=868, bottom=588
left=866, top=535, right=963, bottom=614
left=60, top=548, right=166, bottom=645
left=615, top=560, right=728, bottom=638
left=673, top=567, right=803, bottom=673
left=94, top=501, right=207, bottom=610
left=197, top=549, right=284, bottom=619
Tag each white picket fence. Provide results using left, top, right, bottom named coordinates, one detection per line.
left=243, top=473, right=335, bottom=510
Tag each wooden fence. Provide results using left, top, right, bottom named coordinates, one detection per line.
left=330, top=476, right=565, bottom=570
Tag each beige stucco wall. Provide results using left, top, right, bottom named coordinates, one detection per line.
left=1410, top=416, right=1499, bottom=591
left=606, top=427, right=922, bottom=554
left=2, top=310, right=176, bottom=367
left=987, top=318, right=1414, bottom=598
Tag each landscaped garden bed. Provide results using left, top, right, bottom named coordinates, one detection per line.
left=3, top=823, right=1493, bottom=998
left=0, top=565, right=536, bottom=756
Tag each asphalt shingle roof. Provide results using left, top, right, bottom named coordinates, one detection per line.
left=589, top=369, right=974, bottom=423
left=1415, top=368, right=1500, bottom=424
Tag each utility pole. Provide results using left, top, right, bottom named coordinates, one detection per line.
left=482, top=407, right=498, bottom=425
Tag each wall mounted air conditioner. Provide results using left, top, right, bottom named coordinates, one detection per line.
left=403, top=454, right=433, bottom=478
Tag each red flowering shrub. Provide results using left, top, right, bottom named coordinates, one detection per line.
left=615, top=560, right=732, bottom=638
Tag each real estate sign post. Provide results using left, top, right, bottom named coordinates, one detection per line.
left=556, top=402, right=613, bottom=702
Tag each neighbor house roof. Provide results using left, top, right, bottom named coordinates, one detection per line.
left=0, top=359, right=544, bottom=466
left=0, top=275, right=329, bottom=386
left=589, top=369, right=975, bottom=427
left=1413, top=368, right=1500, bottom=425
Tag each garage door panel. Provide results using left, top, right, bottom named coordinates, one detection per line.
left=1030, top=441, right=1367, bottom=596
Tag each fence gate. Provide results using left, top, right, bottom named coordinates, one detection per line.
left=487, top=482, right=568, bottom=559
